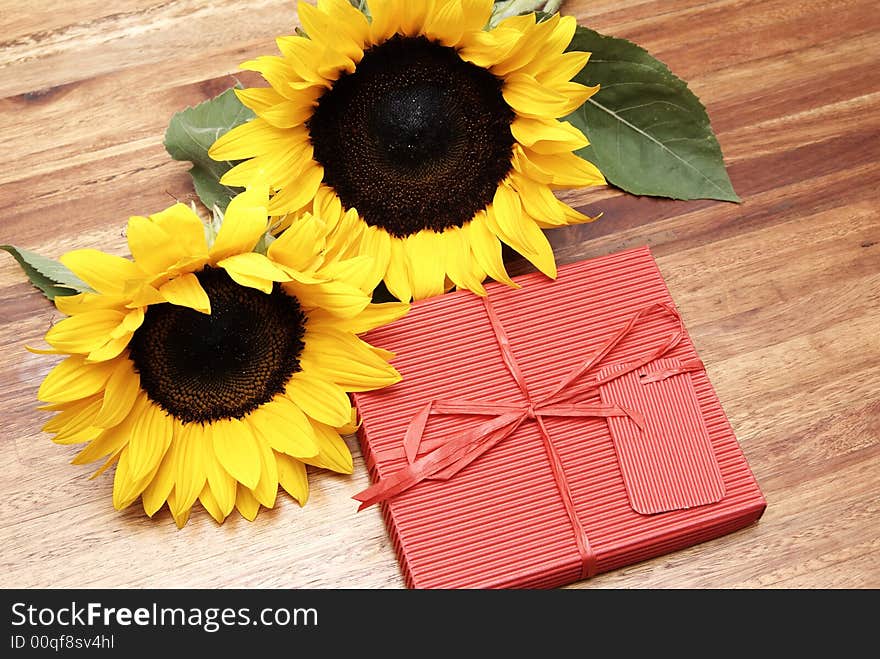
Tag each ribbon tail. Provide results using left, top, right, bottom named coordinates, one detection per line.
left=354, top=412, right=525, bottom=510
left=403, top=402, right=433, bottom=464
left=431, top=416, right=526, bottom=481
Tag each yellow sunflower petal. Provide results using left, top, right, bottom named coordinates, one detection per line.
left=503, top=71, right=569, bottom=118
left=307, top=301, right=409, bottom=334
left=54, top=293, right=127, bottom=316
left=125, top=284, right=166, bottom=309
left=317, top=254, right=377, bottom=295
left=127, top=204, right=208, bottom=276
left=512, top=173, right=566, bottom=226
left=561, top=200, right=600, bottom=225
left=298, top=0, right=365, bottom=65
left=444, top=226, right=487, bottom=295
left=299, top=328, right=401, bottom=392
left=174, top=423, right=207, bottom=516
left=354, top=225, right=391, bottom=293
left=239, top=56, right=298, bottom=99
left=71, top=431, right=122, bottom=466
left=552, top=81, right=600, bottom=116
left=212, top=418, right=261, bottom=489
left=491, top=14, right=554, bottom=77
left=405, top=231, right=446, bottom=300
left=458, top=25, right=521, bottom=68
left=219, top=252, right=291, bottom=294
left=336, top=406, right=361, bottom=435
left=526, top=149, right=606, bottom=188
left=284, top=278, right=370, bottom=318
left=276, top=35, right=327, bottom=84
left=126, top=401, right=174, bottom=483
left=38, top=355, right=115, bottom=404
left=485, top=203, right=549, bottom=275
left=235, top=86, right=287, bottom=114
left=204, top=441, right=237, bottom=516
left=324, top=208, right=365, bottom=262
left=45, top=310, right=127, bottom=357
left=286, top=373, right=352, bottom=427
left=510, top=14, right=577, bottom=79
left=459, top=0, right=494, bottom=32
left=92, top=358, right=140, bottom=429
left=533, top=51, right=592, bottom=88
left=71, top=394, right=148, bottom=465
left=490, top=182, right=533, bottom=250
left=398, top=0, right=430, bottom=36
left=383, top=237, right=413, bottom=302
left=258, top=96, right=320, bottom=129
left=85, top=334, right=133, bottom=363
left=167, top=490, right=192, bottom=529
left=301, top=421, right=354, bottom=474
left=89, top=449, right=121, bottom=480
left=113, top=441, right=166, bottom=511
left=198, top=484, right=227, bottom=524
left=266, top=162, right=324, bottom=214
left=247, top=396, right=319, bottom=459
left=219, top=139, right=312, bottom=189
left=423, top=0, right=464, bottom=46
left=159, top=273, right=211, bottom=314
left=467, top=213, right=519, bottom=288
left=267, top=214, right=327, bottom=272
left=276, top=453, right=309, bottom=505
left=59, top=250, right=144, bottom=297
left=42, top=394, right=100, bottom=433
left=141, top=425, right=181, bottom=517
left=209, top=118, right=292, bottom=162
left=112, top=448, right=138, bottom=510
left=235, top=486, right=261, bottom=522
left=47, top=396, right=103, bottom=445
left=512, top=211, right=558, bottom=279
left=251, top=432, right=279, bottom=509
left=511, top=116, right=589, bottom=154
left=367, top=0, right=404, bottom=43
left=312, top=185, right=345, bottom=225
left=209, top=185, right=270, bottom=262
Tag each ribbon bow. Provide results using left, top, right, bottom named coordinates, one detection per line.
left=354, top=296, right=703, bottom=579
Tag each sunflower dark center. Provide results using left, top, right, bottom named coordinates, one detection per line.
left=307, top=35, right=516, bottom=238
left=128, top=268, right=306, bottom=424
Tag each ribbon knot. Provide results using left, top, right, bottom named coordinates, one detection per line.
left=355, top=297, right=697, bottom=580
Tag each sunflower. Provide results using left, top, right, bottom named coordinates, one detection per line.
left=33, top=184, right=408, bottom=527
left=208, top=0, right=605, bottom=301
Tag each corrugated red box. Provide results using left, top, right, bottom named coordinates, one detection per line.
left=352, top=247, right=765, bottom=589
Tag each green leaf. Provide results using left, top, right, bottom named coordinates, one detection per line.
left=164, top=87, right=255, bottom=212
left=565, top=26, right=739, bottom=202
left=1, top=245, right=93, bottom=301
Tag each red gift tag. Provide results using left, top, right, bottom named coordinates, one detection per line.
left=598, top=358, right=726, bottom=514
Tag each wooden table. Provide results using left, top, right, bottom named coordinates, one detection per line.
left=1, top=0, right=877, bottom=589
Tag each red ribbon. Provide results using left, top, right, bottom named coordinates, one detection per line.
left=354, top=297, right=701, bottom=580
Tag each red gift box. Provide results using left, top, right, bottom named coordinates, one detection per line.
left=352, top=246, right=766, bottom=589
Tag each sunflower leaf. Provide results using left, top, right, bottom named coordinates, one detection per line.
left=565, top=26, right=739, bottom=202
left=164, top=87, right=255, bottom=213
left=1, top=245, right=92, bottom=301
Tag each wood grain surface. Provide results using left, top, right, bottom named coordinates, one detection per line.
left=1, top=0, right=877, bottom=589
